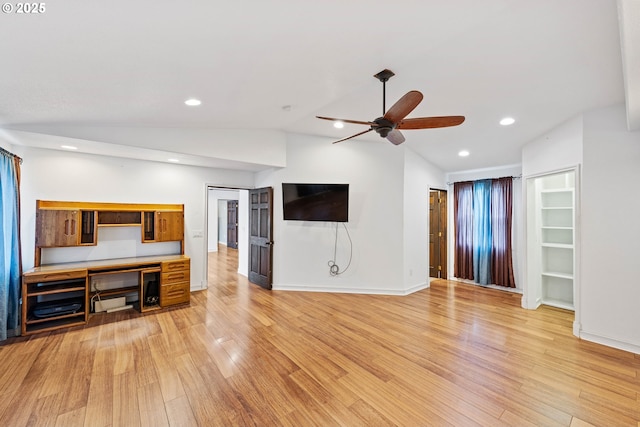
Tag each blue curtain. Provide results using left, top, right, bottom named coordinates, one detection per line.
left=472, top=180, right=492, bottom=285
left=0, top=152, right=21, bottom=340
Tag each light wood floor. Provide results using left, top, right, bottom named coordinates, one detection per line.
left=1, top=246, right=639, bottom=426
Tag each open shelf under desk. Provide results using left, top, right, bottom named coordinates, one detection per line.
left=26, top=311, right=86, bottom=326
left=25, top=317, right=87, bottom=333
left=91, top=285, right=139, bottom=299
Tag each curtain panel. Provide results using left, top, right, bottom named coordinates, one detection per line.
left=453, top=181, right=474, bottom=280
left=0, top=150, right=22, bottom=340
left=472, top=180, right=493, bottom=285
left=490, top=177, right=516, bottom=287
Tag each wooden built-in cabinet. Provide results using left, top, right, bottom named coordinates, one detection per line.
left=34, top=200, right=184, bottom=265
left=160, top=259, right=191, bottom=307
left=36, top=209, right=98, bottom=248
left=142, top=211, right=184, bottom=242
left=23, top=200, right=189, bottom=335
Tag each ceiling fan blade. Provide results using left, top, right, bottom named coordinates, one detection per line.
left=383, top=91, right=423, bottom=124
left=331, top=128, right=373, bottom=144
left=316, top=116, right=378, bottom=127
left=386, top=129, right=405, bottom=145
left=397, top=116, right=465, bottom=130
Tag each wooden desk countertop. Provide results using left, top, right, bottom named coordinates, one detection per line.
left=23, top=254, right=190, bottom=277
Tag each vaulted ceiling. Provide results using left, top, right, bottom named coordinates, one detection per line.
left=0, top=0, right=635, bottom=172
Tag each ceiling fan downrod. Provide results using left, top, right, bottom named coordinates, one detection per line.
left=374, top=69, right=395, bottom=115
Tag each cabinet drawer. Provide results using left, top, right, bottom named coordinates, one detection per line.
left=160, top=282, right=190, bottom=307
left=161, top=259, right=190, bottom=273
left=23, top=269, right=88, bottom=284
left=161, top=270, right=190, bottom=284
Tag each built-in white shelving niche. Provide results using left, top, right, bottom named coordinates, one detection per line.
left=526, top=170, right=576, bottom=311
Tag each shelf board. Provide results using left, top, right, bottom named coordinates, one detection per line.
left=541, top=298, right=574, bottom=311
left=141, top=304, right=161, bottom=313
left=25, top=318, right=86, bottom=334
left=91, top=286, right=139, bottom=298
left=540, top=189, right=573, bottom=194
left=541, top=243, right=573, bottom=249
left=541, top=226, right=573, bottom=230
left=26, top=311, right=86, bottom=325
left=541, top=271, right=573, bottom=280
left=541, top=207, right=573, bottom=210
left=27, top=285, right=85, bottom=297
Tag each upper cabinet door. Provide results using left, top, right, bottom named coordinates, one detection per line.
left=156, top=211, right=184, bottom=242
left=36, top=210, right=79, bottom=247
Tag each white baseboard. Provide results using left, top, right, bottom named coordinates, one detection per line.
left=273, top=282, right=429, bottom=296
left=579, top=330, right=640, bottom=355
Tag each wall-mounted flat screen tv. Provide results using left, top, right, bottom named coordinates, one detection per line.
left=282, top=183, right=349, bottom=222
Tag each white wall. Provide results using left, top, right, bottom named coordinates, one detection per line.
left=403, top=148, right=446, bottom=291
left=521, top=116, right=583, bottom=177
left=256, top=133, right=417, bottom=294
left=14, top=145, right=255, bottom=291
left=445, top=164, right=524, bottom=289
left=207, top=192, right=219, bottom=252
left=580, top=103, right=640, bottom=352
left=218, top=200, right=228, bottom=244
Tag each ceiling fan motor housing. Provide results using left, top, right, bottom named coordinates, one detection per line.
left=373, top=117, right=395, bottom=137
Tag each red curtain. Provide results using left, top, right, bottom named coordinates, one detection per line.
left=490, top=177, right=515, bottom=287
left=453, top=181, right=474, bottom=280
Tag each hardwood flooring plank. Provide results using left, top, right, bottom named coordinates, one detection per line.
left=113, top=371, right=141, bottom=427
left=147, top=334, right=186, bottom=403
left=58, top=338, right=96, bottom=414
left=164, top=395, right=197, bottom=427
left=84, top=345, right=115, bottom=427
left=173, top=354, right=232, bottom=425
left=55, top=407, right=86, bottom=427
left=137, top=382, right=169, bottom=427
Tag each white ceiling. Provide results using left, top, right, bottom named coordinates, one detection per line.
left=0, top=0, right=634, bottom=172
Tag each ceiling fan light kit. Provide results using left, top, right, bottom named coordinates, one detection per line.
left=317, top=69, right=465, bottom=145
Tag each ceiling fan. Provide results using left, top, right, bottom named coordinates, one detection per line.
left=317, top=69, right=465, bottom=145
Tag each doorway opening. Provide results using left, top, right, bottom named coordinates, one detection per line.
left=429, top=189, right=447, bottom=279
left=206, top=187, right=249, bottom=288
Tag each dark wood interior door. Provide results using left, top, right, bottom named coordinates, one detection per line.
left=226, top=200, right=238, bottom=249
left=249, top=187, right=273, bottom=289
left=429, top=189, right=447, bottom=279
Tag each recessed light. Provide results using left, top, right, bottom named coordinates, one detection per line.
left=61, top=145, right=78, bottom=150
left=333, top=121, right=344, bottom=129
left=458, top=150, right=470, bottom=157
left=167, top=158, right=180, bottom=163
left=500, top=117, right=515, bottom=126
left=184, top=99, right=201, bottom=106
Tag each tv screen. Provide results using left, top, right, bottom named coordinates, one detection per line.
left=282, top=183, right=349, bottom=222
